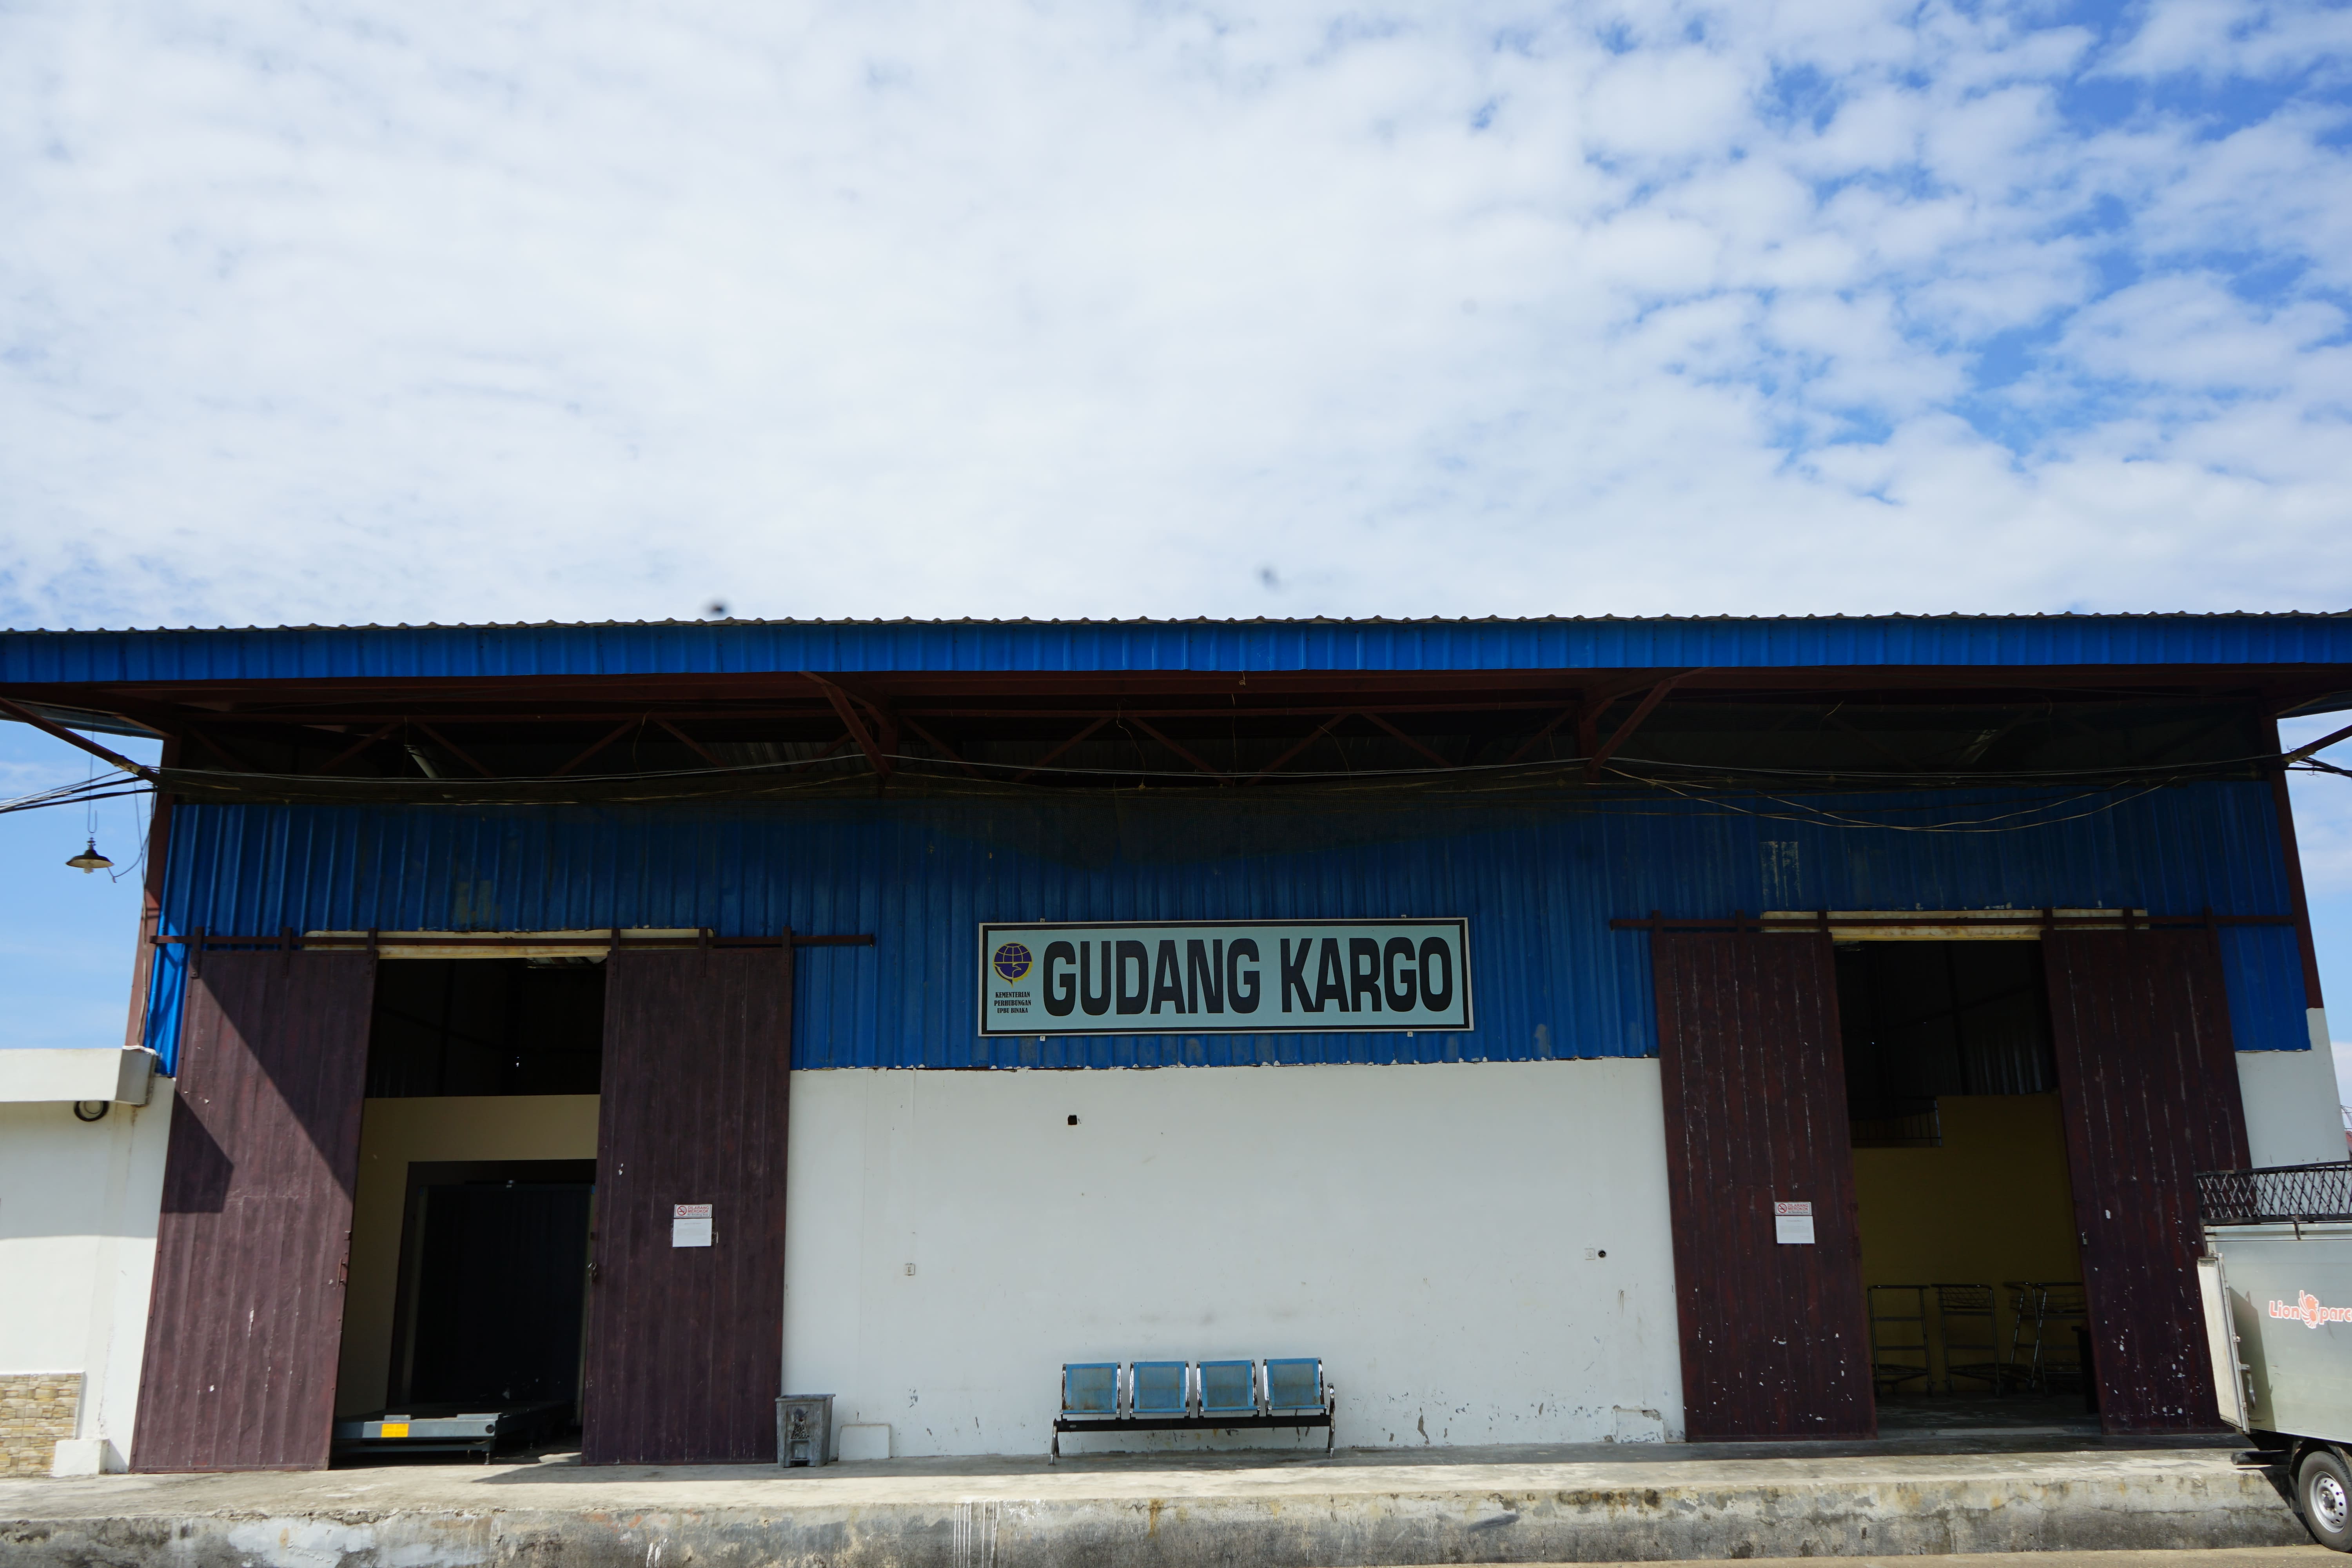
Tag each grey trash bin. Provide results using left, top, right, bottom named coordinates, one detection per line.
left=777, top=1395, right=835, bottom=1466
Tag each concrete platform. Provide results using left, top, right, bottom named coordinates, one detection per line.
left=0, top=1433, right=2315, bottom=1568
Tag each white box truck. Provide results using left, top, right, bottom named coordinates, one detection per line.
left=2199, top=1162, right=2352, bottom=1550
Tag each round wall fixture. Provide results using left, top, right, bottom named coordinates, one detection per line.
left=72, top=1100, right=110, bottom=1122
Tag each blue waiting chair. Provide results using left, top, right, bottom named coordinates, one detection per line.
left=1264, top=1357, right=1327, bottom=1414
left=1198, top=1359, right=1258, bottom=1418
left=1130, top=1360, right=1191, bottom=1416
left=1050, top=1356, right=1333, bottom=1460
left=1061, top=1362, right=1122, bottom=1418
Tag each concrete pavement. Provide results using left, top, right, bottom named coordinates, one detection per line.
left=0, top=1434, right=2317, bottom=1568
left=1491, top=1556, right=2339, bottom=1568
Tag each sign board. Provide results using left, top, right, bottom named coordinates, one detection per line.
left=1773, top=1201, right=1815, bottom=1245
left=673, top=1203, right=713, bottom=1248
left=977, top=919, right=1472, bottom=1037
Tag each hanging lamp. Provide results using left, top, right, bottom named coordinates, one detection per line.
left=66, top=838, right=114, bottom=874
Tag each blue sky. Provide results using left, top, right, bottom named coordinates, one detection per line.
left=0, top=2, right=2349, bottom=1069
left=2284, top=715, right=2352, bottom=1099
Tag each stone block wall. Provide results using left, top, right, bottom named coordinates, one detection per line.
left=0, top=1374, right=81, bottom=1476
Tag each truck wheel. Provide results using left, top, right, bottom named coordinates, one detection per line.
left=2300, top=1449, right=2352, bottom=1551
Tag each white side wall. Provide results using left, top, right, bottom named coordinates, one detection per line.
left=0, top=1049, right=154, bottom=1104
left=782, top=1060, right=1684, bottom=1456
left=0, top=1078, right=173, bottom=1470
left=2237, top=1020, right=2345, bottom=1167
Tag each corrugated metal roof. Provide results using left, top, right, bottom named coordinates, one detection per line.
left=140, top=780, right=2308, bottom=1073
left=5, top=612, right=2352, bottom=682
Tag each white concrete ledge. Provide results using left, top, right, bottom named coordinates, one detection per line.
left=0, top=1443, right=2308, bottom=1564
left=0, top=1050, right=156, bottom=1106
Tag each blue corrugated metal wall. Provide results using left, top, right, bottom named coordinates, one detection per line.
left=140, top=781, right=2309, bottom=1074
left=11, top=613, right=2352, bottom=685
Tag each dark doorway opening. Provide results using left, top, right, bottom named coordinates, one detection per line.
left=388, top=1160, right=597, bottom=1415
left=1838, top=940, right=2058, bottom=1147
left=1833, top=940, right=2089, bottom=1435
left=333, top=957, right=607, bottom=1456
left=366, top=958, right=605, bottom=1097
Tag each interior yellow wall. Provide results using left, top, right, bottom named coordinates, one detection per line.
left=334, top=1095, right=600, bottom=1417
left=1851, top=1093, right=2083, bottom=1389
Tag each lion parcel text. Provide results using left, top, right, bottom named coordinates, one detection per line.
left=977, top=919, right=1472, bottom=1036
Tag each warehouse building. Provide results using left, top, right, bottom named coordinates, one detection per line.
left=0, top=613, right=2345, bottom=1472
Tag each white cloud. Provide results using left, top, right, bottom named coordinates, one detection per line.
left=0, top=759, right=85, bottom=795
left=2107, top=0, right=2352, bottom=82
left=2060, top=275, right=2344, bottom=391
left=2115, top=112, right=2352, bottom=291
left=0, top=0, right=2348, bottom=627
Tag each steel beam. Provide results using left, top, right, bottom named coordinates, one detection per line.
left=1247, top=713, right=1351, bottom=783
left=655, top=718, right=726, bottom=768
left=1362, top=711, right=1454, bottom=769
left=2283, top=720, right=2352, bottom=765
left=1013, top=717, right=1110, bottom=784
left=549, top=720, right=640, bottom=778
left=187, top=728, right=262, bottom=774
left=1504, top=707, right=1579, bottom=766
left=1587, top=675, right=1691, bottom=782
left=801, top=674, right=891, bottom=782
left=898, top=716, right=980, bottom=778
left=412, top=723, right=497, bottom=779
left=0, top=696, right=157, bottom=778
left=316, top=721, right=402, bottom=775
left=1129, top=718, right=1229, bottom=782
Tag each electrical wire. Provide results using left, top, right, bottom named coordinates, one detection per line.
left=0, top=773, right=150, bottom=816
left=1621, top=770, right=2181, bottom=833
left=0, top=733, right=2342, bottom=840
left=108, top=784, right=154, bottom=884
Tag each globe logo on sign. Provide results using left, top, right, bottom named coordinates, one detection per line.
left=993, top=941, right=1034, bottom=982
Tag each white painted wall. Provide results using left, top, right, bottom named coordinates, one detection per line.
left=0, top=1078, right=173, bottom=1471
left=2237, top=1022, right=2347, bottom=1168
left=782, top=1060, right=1684, bottom=1457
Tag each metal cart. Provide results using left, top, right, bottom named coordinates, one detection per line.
left=1931, top=1283, right=2004, bottom=1392
left=1868, top=1285, right=1932, bottom=1394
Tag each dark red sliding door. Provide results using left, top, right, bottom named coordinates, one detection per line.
left=133, top=950, right=376, bottom=1472
left=2045, top=928, right=2248, bottom=1433
left=1655, top=930, right=1874, bottom=1439
left=583, top=942, right=795, bottom=1465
